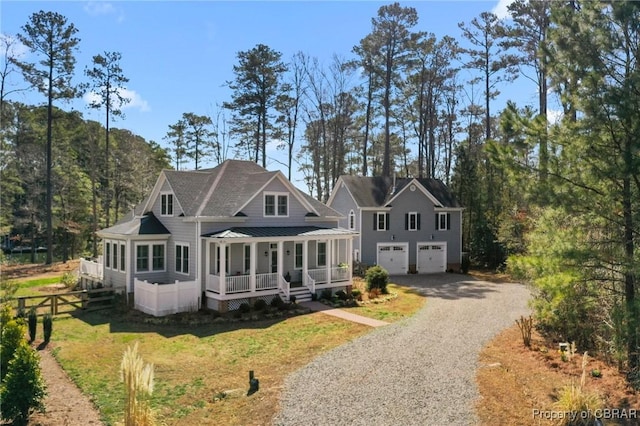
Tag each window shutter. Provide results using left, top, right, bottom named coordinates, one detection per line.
left=447, top=213, right=451, bottom=230
left=417, top=213, right=421, bottom=230
left=435, top=213, right=439, bottom=230
left=405, top=213, right=408, bottom=230
left=373, top=213, right=377, bottom=230
left=385, top=213, right=390, bottom=230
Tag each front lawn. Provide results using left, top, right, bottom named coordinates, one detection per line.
left=48, top=309, right=373, bottom=425
left=339, top=281, right=426, bottom=322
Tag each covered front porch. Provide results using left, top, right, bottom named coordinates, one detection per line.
left=202, top=227, right=357, bottom=305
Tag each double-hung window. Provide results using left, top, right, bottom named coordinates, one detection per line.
left=120, top=244, right=126, bottom=272
left=264, top=192, right=288, bottom=217
left=294, top=242, right=303, bottom=269
left=436, top=212, right=451, bottom=231
left=317, top=241, right=327, bottom=267
left=136, top=243, right=166, bottom=272
left=175, top=243, right=189, bottom=275
left=161, top=193, right=173, bottom=216
left=406, top=212, right=421, bottom=231
left=374, top=212, right=390, bottom=231
left=243, top=244, right=251, bottom=273
left=105, top=242, right=111, bottom=268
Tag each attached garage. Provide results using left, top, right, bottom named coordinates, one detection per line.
left=376, top=243, right=408, bottom=275
left=416, top=242, right=447, bottom=273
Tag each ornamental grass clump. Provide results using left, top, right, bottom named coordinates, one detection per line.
left=553, top=352, right=603, bottom=425
left=121, top=343, right=155, bottom=426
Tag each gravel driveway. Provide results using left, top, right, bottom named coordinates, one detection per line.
left=274, top=273, right=531, bottom=426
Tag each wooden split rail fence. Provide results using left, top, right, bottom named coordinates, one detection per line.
left=15, top=289, right=115, bottom=316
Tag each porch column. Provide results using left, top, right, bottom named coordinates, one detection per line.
left=277, top=240, right=284, bottom=279
left=219, top=242, right=226, bottom=296
left=347, top=238, right=353, bottom=274
left=302, top=240, right=308, bottom=285
left=205, top=240, right=211, bottom=290
left=250, top=242, right=257, bottom=292
left=326, top=239, right=332, bottom=286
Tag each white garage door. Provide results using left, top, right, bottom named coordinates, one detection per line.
left=417, top=242, right=447, bottom=273
left=377, top=243, right=408, bottom=275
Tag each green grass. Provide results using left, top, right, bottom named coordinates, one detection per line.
left=13, top=276, right=64, bottom=298
left=33, top=279, right=426, bottom=425
left=48, top=310, right=373, bottom=426
left=340, top=282, right=426, bottom=322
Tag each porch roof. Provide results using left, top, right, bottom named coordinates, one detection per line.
left=202, top=226, right=357, bottom=239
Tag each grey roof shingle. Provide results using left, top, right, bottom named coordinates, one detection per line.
left=99, top=212, right=170, bottom=236
left=161, top=159, right=344, bottom=218
left=339, top=175, right=461, bottom=208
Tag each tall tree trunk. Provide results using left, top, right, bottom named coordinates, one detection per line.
left=105, top=89, right=111, bottom=228
left=45, top=57, right=54, bottom=265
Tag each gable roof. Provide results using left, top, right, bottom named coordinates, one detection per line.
left=334, top=175, right=461, bottom=209
left=139, top=159, right=342, bottom=218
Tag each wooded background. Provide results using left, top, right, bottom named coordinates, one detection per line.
left=1, top=1, right=638, bottom=378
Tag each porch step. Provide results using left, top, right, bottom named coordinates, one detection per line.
left=285, top=286, right=312, bottom=303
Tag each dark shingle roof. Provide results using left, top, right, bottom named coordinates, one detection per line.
left=155, top=159, right=343, bottom=218
left=339, top=175, right=461, bottom=208
left=99, top=212, right=170, bottom=236
left=203, top=226, right=357, bottom=239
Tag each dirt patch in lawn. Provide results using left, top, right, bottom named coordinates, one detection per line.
left=2, top=259, right=79, bottom=280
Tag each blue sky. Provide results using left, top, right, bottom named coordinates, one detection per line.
left=2, top=0, right=522, bottom=186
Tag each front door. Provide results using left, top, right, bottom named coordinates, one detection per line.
left=270, top=244, right=278, bottom=273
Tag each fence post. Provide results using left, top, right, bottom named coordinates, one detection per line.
left=52, top=296, right=58, bottom=315
left=17, top=298, right=25, bottom=316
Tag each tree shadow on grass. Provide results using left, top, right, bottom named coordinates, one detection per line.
left=69, top=305, right=315, bottom=339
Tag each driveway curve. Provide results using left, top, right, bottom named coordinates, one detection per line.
left=274, top=273, right=531, bottom=426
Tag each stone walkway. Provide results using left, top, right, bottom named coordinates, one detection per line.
left=300, top=301, right=389, bottom=327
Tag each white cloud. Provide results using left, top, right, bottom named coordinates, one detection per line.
left=492, top=0, right=514, bottom=20
left=84, top=1, right=115, bottom=16
left=83, top=87, right=150, bottom=112
left=1, top=34, right=29, bottom=60
left=84, top=1, right=125, bottom=22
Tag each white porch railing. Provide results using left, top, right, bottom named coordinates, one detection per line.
left=308, top=267, right=350, bottom=284
left=304, top=273, right=316, bottom=294
left=207, top=273, right=279, bottom=294
left=278, top=274, right=290, bottom=300
left=226, top=274, right=250, bottom=293
left=79, top=258, right=103, bottom=279
left=134, top=278, right=199, bottom=317
left=331, top=266, right=350, bottom=282
left=256, top=273, right=278, bottom=291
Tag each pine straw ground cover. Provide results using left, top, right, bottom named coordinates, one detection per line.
left=474, top=268, right=639, bottom=426
left=38, top=281, right=425, bottom=426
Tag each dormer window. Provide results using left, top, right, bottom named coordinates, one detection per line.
left=161, top=193, right=174, bottom=216
left=264, top=192, right=288, bottom=217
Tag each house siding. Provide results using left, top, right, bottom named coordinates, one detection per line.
left=327, top=183, right=361, bottom=253
left=146, top=184, right=197, bottom=283
left=358, top=185, right=462, bottom=271
left=241, top=179, right=315, bottom=227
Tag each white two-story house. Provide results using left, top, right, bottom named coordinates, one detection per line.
left=85, top=160, right=357, bottom=314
